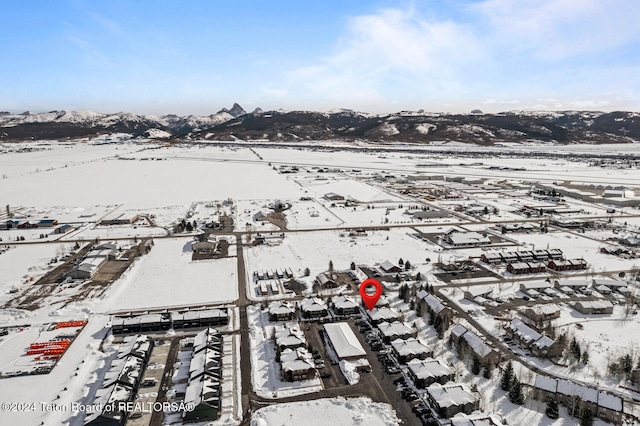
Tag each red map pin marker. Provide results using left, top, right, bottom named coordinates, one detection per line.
left=359, top=278, right=383, bottom=311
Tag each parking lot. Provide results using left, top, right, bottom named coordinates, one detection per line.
left=301, top=317, right=435, bottom=425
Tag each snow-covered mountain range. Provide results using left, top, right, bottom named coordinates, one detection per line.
left=1, top=104, right=639, bottom=145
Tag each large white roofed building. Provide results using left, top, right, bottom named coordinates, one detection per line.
left=323, top=322, right=366, bottom=361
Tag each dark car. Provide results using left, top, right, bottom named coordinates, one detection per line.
left=386, top=365, right=400, bottom=374
left=412, top=404, right=430, bottom=415
left=140, top=378, right=157, bottom=387
left=320, top=371, right=331, bottom=379
left=393, top=377, right=406, bottom=385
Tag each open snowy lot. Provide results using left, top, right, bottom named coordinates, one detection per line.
left=0, top=243, right=73, bottom=298
left=0, top=147, right=306, bottom=209
left=98, top=237, right=238, bottom=312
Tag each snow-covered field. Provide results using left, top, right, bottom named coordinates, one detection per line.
left=98, top=237, right=238, bottom=312
left=0, top=243, right=74, bottom=298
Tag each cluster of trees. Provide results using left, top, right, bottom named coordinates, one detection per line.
left=449, top=334, right=491, bottom=375
left=500, top=362, right=524, bottom=405
left=174, top=219, right=198, bottom=233
left=398, top=283, right=411, bottom=303
left=568, top=337, right=589, bottom=365
left=398, top=258, right=412, bottom=270
left=470, top=355, right=493, bottom=379
left=607, top=352, right=639, bottom=381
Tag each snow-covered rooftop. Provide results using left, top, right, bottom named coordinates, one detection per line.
left=324, top=322, right=366, bottom=359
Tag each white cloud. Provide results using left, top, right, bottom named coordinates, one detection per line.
left=280, top=2, right=640, bottom=112
left=283, top=7, right=485, bottom=111
left=470, top=0, right=640, bottom=59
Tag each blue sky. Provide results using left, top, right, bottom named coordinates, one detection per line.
left=1, top=0, right=639, bottom=115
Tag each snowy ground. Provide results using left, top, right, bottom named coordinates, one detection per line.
left=97, top=237, right=238, bottom=312
left=0, top=242, right=74, bottom=298
left=250, top=396, right=400, bottom=426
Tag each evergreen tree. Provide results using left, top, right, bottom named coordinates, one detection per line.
left=398, top=258, right=404, bottom=266
left=508, top=378, right=524, bottom=405
left=545, top=399, right=559, bottom=419
left=581, top=350, right=589, bottom=365
left=580, top=407, right=594, bottom=426
left=304, top=267, right=310, bottom=276
left=405, top=260, right=411, bottom=270
left=471, top=356, right=481, bottom=375
left=483, top=364, right=492, bottom=379
left=623, top=354, right=633, bottom=373
left=434, top=316, right=444, bottom=339
left=416, top=272, right=422, bottom=281
left=399, top=284, right=407, bottom=300
left=329, top=260, right=334, bottom=273
left=350, top=262, right=356, bottom=270
left=500, top=361, right=514, bottom=391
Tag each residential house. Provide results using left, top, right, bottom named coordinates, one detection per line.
left=268, top=301, right=296, bottom=322
left=572, top=300, right=614, bottom=315
left=391, top=338, right=432, bottom=363
left=450, top=324, right=499, bottom=365
left=331, top=295, right=360, bottom=316
left=407, top=358, right=454, bottom=388
left=426, top=383, right=480, bottom=418
left=299, top=298, right=329, bottom=319
left=367, top=307, right=402, bottom=324
left=533, top=375, right=623, bottom=424
left=505, top=319, right=562, bottom=358
left=377, top=322, right=417, bottom=343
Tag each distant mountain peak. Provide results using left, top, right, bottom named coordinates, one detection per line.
left=218, top=103, right=246, bottom=118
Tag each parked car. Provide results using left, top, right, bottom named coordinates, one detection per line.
left=320, top=371, right=331, bottom=379
left=140, top=378, right=157, bottom=387
left=386, top=365, right=400, bottom=374
left=412, top=404, right=430, bottom=415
